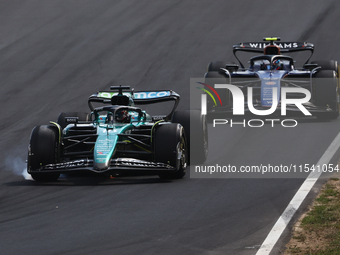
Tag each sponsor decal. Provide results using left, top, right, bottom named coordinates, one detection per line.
left=98, top=91, right=170, bottom=99
left=98, top=92, right=128, bottom=98
left=246, top=42, right=299, bottom=49
left=134, top=91, right=170, bottom=99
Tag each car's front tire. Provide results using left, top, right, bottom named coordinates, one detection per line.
left=172, top=110, right=208, bottom=164
left=154, top=123, right=187, bottom=179
left=313, top=70, right=339, bottom=120
left=28, top=125, right=60, bottom=182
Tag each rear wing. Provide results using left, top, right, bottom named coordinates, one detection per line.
left=88, top=86, right=180, bottom=120
left=233, top=37, right=314, bottom=67
left=133, top=90, right=180, bottom=105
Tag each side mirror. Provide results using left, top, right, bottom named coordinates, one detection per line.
left=303, top=63, right=319, bottom=71
left=64, top=117, right=79, bottom=126
left=224, top=64, right=239, bottom=72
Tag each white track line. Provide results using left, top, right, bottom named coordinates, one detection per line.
left=256, top=131, right=340, bottom=255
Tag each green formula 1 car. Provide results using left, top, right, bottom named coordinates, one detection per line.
left=27, top=86, right=208, bottom=182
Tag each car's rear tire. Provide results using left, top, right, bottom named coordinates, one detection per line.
left=154, top=123, right=187, bottom=179
left=313, top=70, right=339, bottom=120
left=28, top=125, right=60, bottom=182
left=172, top=110, right=208, bottom=164
left=57, top=112, right=91, bottom=129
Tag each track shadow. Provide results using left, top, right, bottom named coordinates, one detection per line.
left=5, top=174, right=175, bottom=186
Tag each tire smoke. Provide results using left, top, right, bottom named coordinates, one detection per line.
left=5, top=156, right=33, bottom=181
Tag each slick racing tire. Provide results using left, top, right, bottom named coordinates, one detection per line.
left=28, top=125, right=60, bottom=182
left=154, top=123, right=187, bottom=179
left=172, top=110, right=208, bottom=164
left=57, top=112, right=91, bottom=129
left=313, top=70, right=339, bottom=120
left=204, top=71, right=229, bottom=110
left=311, top=60, right=338, bottom=74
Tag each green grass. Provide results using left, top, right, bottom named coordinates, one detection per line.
left=286, top=178, right=340, bottom=254
left=301, top=204, right=337, bottom=226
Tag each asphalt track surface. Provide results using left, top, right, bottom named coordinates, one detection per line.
left=1, top=1, right=340, bottom=254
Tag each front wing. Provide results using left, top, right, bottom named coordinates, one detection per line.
left=28, top=158, right=177, bottom=176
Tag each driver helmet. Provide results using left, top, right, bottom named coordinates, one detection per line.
left=272, top=59, right=282, bottom=70
left=115, top=110, right=131, bottom=123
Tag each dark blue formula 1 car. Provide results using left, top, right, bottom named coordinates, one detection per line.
left=204, top=37, right=340, bottom=119
left=27, top=86, right=208, bottom=182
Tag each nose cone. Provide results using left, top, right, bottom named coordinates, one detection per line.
left=259, top=71, right=286, bottom=107
left=93, top=161, right=110, bottom=171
